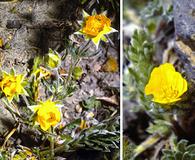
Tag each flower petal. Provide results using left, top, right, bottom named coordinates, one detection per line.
left=92, top=26, right=111, bottom=48
left=83, top=10, right=90, bottom=18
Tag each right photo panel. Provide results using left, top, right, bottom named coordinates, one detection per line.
left=123, top=0, right=195, bottom=159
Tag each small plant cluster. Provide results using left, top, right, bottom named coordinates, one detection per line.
left=0, top=6, right=119, bottom=159
left=162, top=139, right=195, bottom=160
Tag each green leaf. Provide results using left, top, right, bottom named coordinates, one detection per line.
left=81, top=96, right=101, bottom=110
left=177, top=140, right=188, bottom=153
left=190, top=154, right=195, bottom=160
left=182, top=152, right=191, bottom=160
left=161, top=139, right=195, bottom=160
left=10, top=68, right=15, bottom=76
left=162, top=149, right=173, bottom=156
left=187, top=144, right=195, bottom=153
left=174, top=151, right=183, bottom=160
left=147, top=119, right=171, bottom=136
left=164, top=155, right=175, bottom=160
left=4, top=43, right=11, bottom=49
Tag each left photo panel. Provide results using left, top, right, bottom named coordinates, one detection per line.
left=0, top=0, right=120, bottom=159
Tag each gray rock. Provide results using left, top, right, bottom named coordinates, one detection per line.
left=174, top=0, right=195, bottom=79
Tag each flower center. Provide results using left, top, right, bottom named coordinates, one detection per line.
left=82, top=15, right=111, bottom=37
left=47, top=112, right=56, bottom=122
left=161, top=86, right=179, bottom=101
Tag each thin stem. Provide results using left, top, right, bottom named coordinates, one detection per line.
left=105, top=35, right=117, bottom=49
left=50, top=127, right=55, bottom=159
left=65, top=56, right=80, bottom=88
left=65, top=61, right=73, bottom=87
left=21, top=95, right=30, bottom=106
left=40, top=144, right=66, bottom=156
left=52, top=68, right=60, bottom=101
left=79, top=40, right=90, bottom=54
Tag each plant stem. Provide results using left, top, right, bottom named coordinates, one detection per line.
left=79, top=40, right=90, bottom=54
left=65, top=55, right=80, bottom=89
left=21, top=95, right=30, bottom=106
left=50, top=127, right=55, bottom=159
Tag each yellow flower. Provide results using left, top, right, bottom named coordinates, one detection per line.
left=102, top=56, right=118, bottom=72
left=33, top=66, right=51, bottom=80
left=47, top=49, right=61, bottom=68
left=0, top=71, right=27, bottom=102
left=30, top=99, right=61, bottom=131
left=77, top=10, right=117, bottom=48
left=144, top=63, right=188, bottom=104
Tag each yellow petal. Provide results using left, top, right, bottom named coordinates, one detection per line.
left=7, top=95, right=14, bottom=102
left=38, top=117, right=51, bottom=131
left=92, top=26, right=111, bottom=48
left=145, top=67, right=163, bottom=95
left=173, top=72, right=187, bottom=97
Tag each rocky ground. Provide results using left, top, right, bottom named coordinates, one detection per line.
left=0, top=0, right=120, bottom=159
